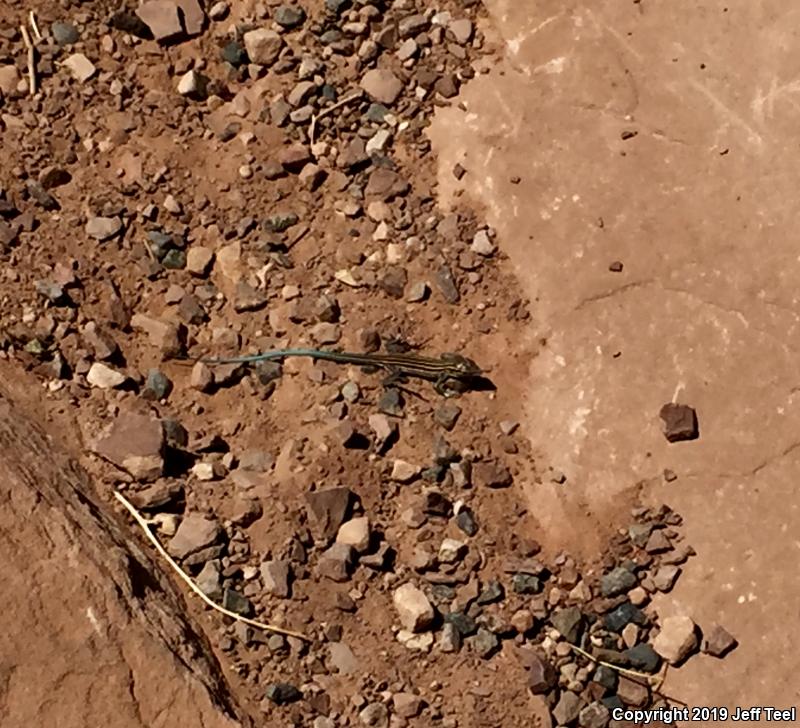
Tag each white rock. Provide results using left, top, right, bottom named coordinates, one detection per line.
left=186, top=246, right=214, bottom=276
left=393, top=583, right=434, bottom=632
left=652, top=615, right=698, bottom=664
left=471, top=229, right=496, bottom=256
left=86, top=362, right=127, bottom=388
left=366, top=129, right=392, bottom=155
left=449, top=18, right=474, bottom=44
left=63, top=53, right=96, bottom=82
left=396, top=630, right=434, bottom=651
left=391, top=459, right=419, bottom=483
left=438, top=538, right=466, bottom=564
left=85, top=216, right=122, bottom=241
left=336, top=517, right=371, bottom=553
left=243, top=28, right=283, bottom=66
left=177, top=70, right=200, bottom=95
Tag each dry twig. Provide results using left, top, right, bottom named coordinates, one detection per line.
left=309, top=91, right=364, bottom=147
left=568, top=642, right=667, bottom=688
left=114, top=491, right=309, bottom=641
left=29, top=11, right=42, bottom=42
left=20, top=25, right=36, bottom=96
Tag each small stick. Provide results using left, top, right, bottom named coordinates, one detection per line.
left=114, top=491, right=309, bottom=641
left=568, top=642, right=666, bottom=687
left=309, top=91, right=364, bottom=147
left=29, top=11, right=42, bottom=42
left=20, top=25, right=36, bottom=96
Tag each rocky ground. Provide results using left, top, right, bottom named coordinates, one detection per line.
left=0, top=1, right=737, bottom=726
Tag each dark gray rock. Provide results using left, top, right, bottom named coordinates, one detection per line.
left=444, top=611, right=477, bottom=637
left=222, top=588, right=253, bottom=616
left=468, top=627, right=500, bottom=659
left=624, top=644, right=661, bottom=673
left=51, top=21, right=80, bottom=45
left=604, top=602, right=647, bottom=633
left=476, top=580, right=504, bottom=605
left=274, top=5, right=306, bottom=29
left=551, top=606, right=584, bottom=644
left=600, top=566, right=637, bottom=597
left=512, top=573, right=542, bottom=594
left=455, top=507, right=478, bottom=536
left=142, top=369, right=172, bottom=400
left=265, top=683, right=302, bottom=705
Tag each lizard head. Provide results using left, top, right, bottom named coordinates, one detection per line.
left=442, top=353, right=483, bottom=375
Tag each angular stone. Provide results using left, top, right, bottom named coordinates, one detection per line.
left=579, top=701, right=610, bottom=728
left=652, top=615, right=698, bottom=665
left=265, top=682, right=301, bottom=704
left=449, top=18, right=474, bottom=44
left=702, top=624, right=738, bottom=658
left=468, top=628, right=500, bottom=659
left=623, top=643, right=662, bottom=673
left=317, top=543, right=355, bottom=581
left=438, top=622, right=461, bottom=652
left=196, top=560, right=222, bottom=600
left=365, top=168, right=409, bottom=200
left=39, top=166, right=72, bottom=189
left=600, top=566, right=637, bottom=597
left=186, top=246, right=214, bottom=276
left=175, top=0, right=205, bottom=34
left=644, top=529, right=672, bottom=553
left=553, top=691, right=582, bottom=726
left=517, top=647, right=558, bottom=695
left=243, top=28, right=283, bottom=66
left=136, top=1, right=183, bottom=40
left=278, top=144, right=312, bottom=173
left=360, top=68, right=404, bottom=105
left=129, top=481, right=183, bottom=511
left=616, top=676, right=650, bottom=707
left=393, top=693, right=423, bottom=718
left=391, top=459, right=419, bottom=483
left=259, top=559, right=291, bottom=598
left=398, top=13, right=428, bottom=38
left=63, top=53, right=96, bottom=82
left=142, top=369, right=172, bottom=400
left=659, top=402, right=699, bottom=442
left=177, top=71, right=204, bottom=96
left=551, top=606, right=584, bottom=643
left=131, top=314, right=184, bottom=357
left=86, top=362, right=127, bottom=389
left=167, top=515, right=223, bottom=559
left=0, top=65, right=19, bottom=95
left=438, top=538, right=466, bottom=563
left=652, top=565, right=681, bottom=592
left=393, top=583, right=434, bottom=632
left=359, top=702, right=388, bottom=727
left=604, top=602, right=647, bottom=633
left=305, top=487, right=352, bottom=540
left=336, top=517, right=370, bottom=553
left=91, top=413, right=164, bottom=481
left=229, top=495, right=262, bottom=526
left=472, top=461, right=512, bottom=488
left=85, top=216, right=122, bottom=241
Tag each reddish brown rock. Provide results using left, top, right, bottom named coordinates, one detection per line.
left=516, top=647, right=557, bottom=694
left=90, top=412, right=164, bottom=482
left=659, top=403, right=699, bottom=442
left=702, top=624, right=738, bottom=657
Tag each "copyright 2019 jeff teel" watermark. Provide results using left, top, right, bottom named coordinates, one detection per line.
left=611, top=707, right=797, bottom=723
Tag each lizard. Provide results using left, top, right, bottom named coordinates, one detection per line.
left=191, top=347, right=484, bottom=397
